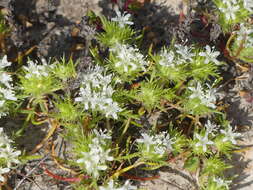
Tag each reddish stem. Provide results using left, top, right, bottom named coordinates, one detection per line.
left=40, top=164, right=89, bottom=183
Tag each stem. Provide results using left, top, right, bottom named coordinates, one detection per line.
left=15, top=113, right=32, bottom=137
left=109, top=159, right=145, bottom=179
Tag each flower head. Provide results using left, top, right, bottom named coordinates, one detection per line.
left=110, top=43, right=147, bottom=74
left=0, top=144, right=21, bottom=168
left=205, top=120, right=218, bottom=135
left=75, top=65, right=122, bottom=119
left=243, top=0, right=253, bottom=12
left=0, top=128, right=21, bottom=182
left=111, top=10, right=134, bottom=28
left=137, top=132, right=174, bottom=156
left=213, top=177, right=231, bottom=189
left=158, top=49, right=175, bottom=67
left=0, top=56, right=11, bottom=69
left=188, top=82, right=217, bottom=109
left=195, top=133, right=214, bottom=152
left=23, top=60, right=54, bottom=79
left=199, top=45, right=220, bottom=65
left=235, top=23, right=253, bottom=48
left=219, top=0, right=240, bottom=20
left=0, top=56, right=16, bottom=118
left=99, top=180, right=136, bottom=190
left=76, top=135, right=113, bottom=178
left=175, top=44, right=195, bottom=62
left=221, top=125, right=241, bottom=144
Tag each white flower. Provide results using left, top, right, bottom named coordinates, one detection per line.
left=158, top=49, right=175, bottom=67
left=0, top=128, right=12, bottom=147
left=136, top=133, right=156, bottom=153
left=195, top=133, right=214, bottom=152
left=76, top=136, right=113, bottom=178
left=110, top=43, right=147, bottom=73
left=93, top=129, right=111, bottom=144
left=0, top=56, right=16, bottom=118
left=99, top=180, right=116, bottom=190
left=154, top=132, right=174, bottom=154
left=0, top=167, right=10, bottom=182
left=0, top=56, right=11, bottom=69
left=0, top=72, right=12, bottom=88
left=99, top=180, right=137, bottom=190
left=205, top=120, right=218, bottom=135
left=137, top=132, right=174, bottom=155
left=219, top=1, right=239, bottom=20
left=213, top=177, right=231, bottom=189
left=120, top=180, right=137, bottom=190
left=111, top=10, right=134, bottom=28
left=188, top=82, right=217, bottom=109
left=221, top=125, right=241, bottom=144
left=75, top=65, right=122, bottom=119
left=199, top=45, right=220, bottom=65
left=0, top=87, right=17, bottom=101
left=175, top=44, right=195, bottom=62
left=77, top=150, right=107, bottom=178
left=243, top=0, right=253, bottom=11
left=235, top=24, right=253, bottom=48
left=0, top=144, right=21, bottom=168
left=0, top=128, right=21, bottom=175
left=80, top=65, right=111, bottom=88
left=23, top=60, right=54, bottom=79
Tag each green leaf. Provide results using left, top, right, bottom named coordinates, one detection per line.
left=184, top=156, right=200, bottom=172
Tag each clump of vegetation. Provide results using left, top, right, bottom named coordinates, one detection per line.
left=0, top=0, right=253, bottom=189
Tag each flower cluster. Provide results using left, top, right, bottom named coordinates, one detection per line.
left=221, top=125, right=241, bottom=144
left=0, top=56, right=17, bottom=118
left=110, top=43, right=147, bottom=75
left=136, top=131, right=174, bottom=157
left=194, top=121, right=240, bottom=154
left=111, top=9, right=134, bottom=28
left=199, top=45, right=220, bottom=65
left=194, top=133, right=214, bottom=153
left=75, top=65, right=122, bottom=119
left=188, top=82, right=217, bottom=109
left=99, top=180, right=137, bottom=190
left=217, top=0, right=252, bottom=21
left=158, top=48, right=175, bottom=67
left=243, top=0, right=253, bottom=12
left=76, top=129, right=113, bottom=178
left=194, top=121, right=218, bottom=153
left=235, top=23, right=253, bottom=48
left=0, top=128, right=21, bottom=182
left=213, top=177, right=231, bottom=189
left=218, top=0, right=240, bottom=21
left=20, top=59, right=62, bottom=98
left=175, top=44, right=195, bottom=63
left=205, top=120, right=219, bottom=135
left=23, top=59, right=54, bottom=79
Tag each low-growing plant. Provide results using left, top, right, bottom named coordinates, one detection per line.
left=1, top=2, right=253, bottom=189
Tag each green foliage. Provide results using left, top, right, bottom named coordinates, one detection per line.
left=20, top=74, right=62, bottom=99
left=0, top=7, right=247, bottom=189
left=203, top=157, right=231, bottom=176
left=131, top=81, right=165, bottom=112
left=184, top=156, right=200, bottom=172
left=97, top=16, right=135, bottom=47
left=53, top=96, right=81, bottom=124
left=52, top=58, right=76, bottom=81
left=213, top=0, right=251, bottom=32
